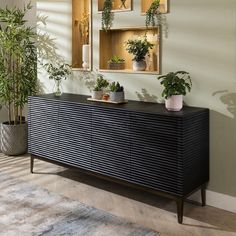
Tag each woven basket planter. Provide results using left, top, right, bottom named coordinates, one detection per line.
left=0, top=122, right=28, bottom=156
left=107, top=62, right=125, bottom=70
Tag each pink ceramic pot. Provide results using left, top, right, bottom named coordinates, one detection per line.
left=165, top=95, right=183, bottom=111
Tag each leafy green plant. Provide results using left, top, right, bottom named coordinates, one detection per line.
left=101, top=0, right=114, bottom=31
left=108, top=55, right=125, bottom=63
left=44, top=63, right=72, bottom=81
left=125, top=37, right=154, bottom=62
left=157, top=71, right=192, bottom=99
left=145, top=0, right=161, bottom=27
left=0, top=3, right=37, bottom=125
left=109, top=82, right=124, bottom=92
left=94, top=75, right=109, bottom=91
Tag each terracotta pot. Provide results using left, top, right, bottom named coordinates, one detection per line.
left=165, top=95, right=183, bottom=111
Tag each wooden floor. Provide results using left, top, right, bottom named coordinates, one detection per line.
left=1, top=154, right=236, bottom=236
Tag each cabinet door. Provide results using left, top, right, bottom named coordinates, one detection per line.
left=58, top=102, right=92, bottom=168
left=91, top=107, right=131, bottom=180
left=28, top=97, right=59, bottom=160
left=130, top=113, right=184, bottom=196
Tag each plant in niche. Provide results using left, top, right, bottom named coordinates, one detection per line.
left=125, top=36, right=154, bottom=71
left=44, top=63, right=72, bottom=96
left=101, top=0, right=114, bottom=31
left=108, top=55, right=125, bottom=70
left=157, top=71, right=192, bottom=111
left=79, top=12, right=89, bottom=44
left=145, top=0, right=168, bottom=38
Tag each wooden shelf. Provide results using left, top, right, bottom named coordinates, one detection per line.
left=99, top=69, right=159, bottom=75
left=99, top=27, right=160, bottom=74
left=98, top=0, right=132, bottom=13
left=72, top=0, right=92, bottom=70
left=141, top=0, right=168, bottom=14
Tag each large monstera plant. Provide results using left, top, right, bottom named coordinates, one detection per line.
left=0, top=3, right=37, bottom=155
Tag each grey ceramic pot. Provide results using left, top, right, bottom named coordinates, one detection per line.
left=0, top=122, right=28, bottom=156
left=110, top=91, right=125, bottom=103
left=133, top=60, right=146, bottom=71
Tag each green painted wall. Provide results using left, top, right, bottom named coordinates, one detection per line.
left=21, top=0, right=236, bottom=197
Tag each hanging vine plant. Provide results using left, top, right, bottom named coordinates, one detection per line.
left=145, top=0, right=161, bottom=27
left=101, top=0, right=114, bottom=31
left=145, top=0, right=168, bottom=37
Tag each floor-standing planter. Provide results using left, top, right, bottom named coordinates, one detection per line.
left=1, top=122, right=28, bottom=155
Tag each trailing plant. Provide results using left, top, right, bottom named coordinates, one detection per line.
left=0, top=3, right=37, bottom=125
left=108, top=55, right=125, bottom=63
left=79, top=12, right=89, bottom=44
left=44, top=63, right=72, bottom=81
left=101, top=0, right=114, bottom=31
left=109, top=82, right=124, bottom=92
left=145, top=0, right=160, bottom=27
left=94, top=75, right=109, bottom=91
left=125, top=37, right=154, bottom=62
left=157, top=71, right=192, bottom=99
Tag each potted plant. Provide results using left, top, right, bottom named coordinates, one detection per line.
left=0, top=4, right=37, bottom=155
left=79, top=12, right=90, bottom=70
left=145, top=0, right=161, bottom=27
left=107, top=55, right=125, bottom=70
left=125, top=37, right=154, bottom=71
left=101, top=0, right=114, bottom=31
left=109, top=82, right=125, bottom=102
left=44, top=63, right=72, bottom=96
left=157, top=71, right=192, bottom=111
left=92, top=75, right=109, bottom=100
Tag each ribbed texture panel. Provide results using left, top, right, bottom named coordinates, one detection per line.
left=28, top=95, right=209, bottom=198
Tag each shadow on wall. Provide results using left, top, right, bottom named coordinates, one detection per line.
left=135, top=89, right=158, bottom=103
left=209, top=90, right=236, bottom=196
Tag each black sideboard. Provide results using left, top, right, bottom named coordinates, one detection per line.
left=28, top=93, right=209, bottom=223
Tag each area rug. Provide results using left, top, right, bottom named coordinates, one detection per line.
left=0, top=171, right=159, bottom=236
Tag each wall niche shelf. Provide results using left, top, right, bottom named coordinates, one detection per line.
left=99, top=27, right=160, bottom=74
left=72, top=0, right=92, bottom=70
left=98, top=0, right=132, bottom=13
left=141, top=0, right=168, bottom=14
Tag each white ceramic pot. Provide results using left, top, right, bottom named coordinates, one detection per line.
left=165, top=95, right=183, bottom=111
left=133, top=60, right=146, bottom=71
left=92, top=90, right=103, bottom=100
left=110, top=91, right=125, bottom=103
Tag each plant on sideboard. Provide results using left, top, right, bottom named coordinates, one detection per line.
left=0, top=3, right=37, bottom=155
left=125, top=36, right=154, bottom=71
left=92, top=75, right=109, bottom=100
left=107, top=55, right=125, bottom=70
left=101, top=0, right=114, bottom=31
left=44, top=63, right=72, bottom=97
left=157, top=71, right=192, bottom=111
left=109, top=81, right=125, bottom=102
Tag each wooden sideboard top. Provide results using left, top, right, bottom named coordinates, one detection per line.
left=31, top=93, right=209, bottom=117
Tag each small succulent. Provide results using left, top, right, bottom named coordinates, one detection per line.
left=94, top=75, right=109, bottom=91
left=108, top=55, right=125, bottom=63
left=109, top=82, right=124, bottom=92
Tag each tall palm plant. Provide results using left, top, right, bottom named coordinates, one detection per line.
left=0, top=3, right=37, bottom=125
